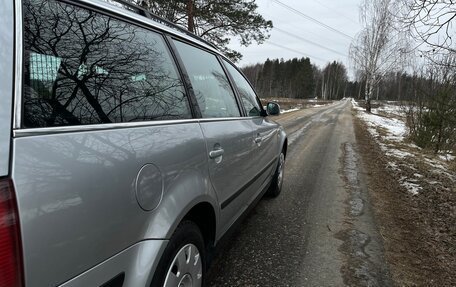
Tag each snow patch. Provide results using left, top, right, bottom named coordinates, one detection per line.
left=356, top=112, right=406, bottom=142
left=281, top=108, right=300, bottom=114
left=423, top=158, right=446, bottom=170
left=399, top=177, right=422, bottom=195
left=385, top=149, right=413, bottom=159
left=438, top=154, right=455, bottom=161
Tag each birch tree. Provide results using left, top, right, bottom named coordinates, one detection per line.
left=350, top=0, right=407, bottom=112
left=402, top=0, right=456, bottom=55
left=321, top=61, right=348, bottom=100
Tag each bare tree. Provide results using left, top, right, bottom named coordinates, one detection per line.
left=350, top=0, right=407, bottom=112
left=402, top=0, right=456, bottom=55
left=321, top=61, right=348, bottom=100
left=396, top=1, right=456, bottom=155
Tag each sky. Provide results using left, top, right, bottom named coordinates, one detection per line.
left=229, top=0, right=363, bottom=76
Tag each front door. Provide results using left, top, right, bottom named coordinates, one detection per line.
left=172, top=40, right=258, bottom=237
left=222, top=60, right=280, bottom=202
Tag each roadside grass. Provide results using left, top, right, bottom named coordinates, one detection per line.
left=450, top=160, right=456, bottom=173
left=352, top=100, right=456, bottom=286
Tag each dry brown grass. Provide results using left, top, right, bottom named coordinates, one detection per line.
left=354, top=116, right=456, bottom=286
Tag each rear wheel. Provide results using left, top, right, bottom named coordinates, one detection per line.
left=151, top=221, right=205, bottom=287
left=266, top=150, right=285, bottom=197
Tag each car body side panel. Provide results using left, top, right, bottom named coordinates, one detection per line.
left=0, top=0, right=14, bottom=176
left=58, top=240, right=167, bottom=287
left=11, top=123, right=210, bottom=287
left=198, top=120, right=258, bottom=239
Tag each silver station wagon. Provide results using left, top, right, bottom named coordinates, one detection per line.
left=0, top=0, right=287, bottom=286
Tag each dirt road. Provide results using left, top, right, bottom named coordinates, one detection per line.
left=206, top=99, right=392, bottom=286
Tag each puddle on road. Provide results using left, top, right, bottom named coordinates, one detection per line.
left=337, top=143, right=391, bottom=287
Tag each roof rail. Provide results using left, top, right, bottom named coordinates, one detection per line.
left=101, top=0, right=219, bottom=50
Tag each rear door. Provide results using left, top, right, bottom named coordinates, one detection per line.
left=172, top=40, right=257, bottom=236
left=222, top=59, right=281, bottom=202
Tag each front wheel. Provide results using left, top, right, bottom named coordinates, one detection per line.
left=266, top=150, right=285, bottom=198
left=151, top=221, right=205, bottom=287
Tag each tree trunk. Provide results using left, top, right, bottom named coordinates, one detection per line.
left=365, top=76, right=372, bottom=113
left=321, top=73, right=326, bottom=100
left=358, top=80, right=362, bottom=100
left=187, top=0, right=194, bottom=33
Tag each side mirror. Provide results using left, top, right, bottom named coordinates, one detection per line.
left=266, top=102, right=280, bottom=116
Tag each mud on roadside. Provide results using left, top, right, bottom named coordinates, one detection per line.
left=337, top=142, right=392, bottom=287
left=353, top=116, right=456, bottom=286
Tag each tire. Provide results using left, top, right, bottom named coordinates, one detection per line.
left=266, top=150, right=285, bottom=198
left=151, top=221, right=205, bottom=287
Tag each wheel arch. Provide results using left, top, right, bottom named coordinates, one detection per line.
left=182, top=201, right=217, bottom=249
left=279, top=125, right=288, bottom=158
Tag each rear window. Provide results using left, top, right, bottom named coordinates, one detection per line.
left=22, top=0, right=191, bottom=128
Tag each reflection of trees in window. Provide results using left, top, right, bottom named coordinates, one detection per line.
left=211, top=70, right=240, bottom=117
left=23, top=0, right=191, bottom=128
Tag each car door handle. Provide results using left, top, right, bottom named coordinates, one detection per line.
left=254, top=137, right=262, bottom=144
left=209, top=149, right=224, bottom=159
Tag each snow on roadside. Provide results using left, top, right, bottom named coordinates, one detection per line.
left=374, top=103, right=404, bottom=118
left=399, top=177, right=422, bottom=195
left=439, top=154, right=456, bottom=161
left=278, top=101, right=334, bottom=114
left=351, top=98, right=407, bottom=142
left=351, top=98, right=454, bottom=196
left=281, top=108, right=300, bottom=114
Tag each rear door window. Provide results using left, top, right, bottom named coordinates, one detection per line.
left=222, top=60, right=262, bottom=117
left=173, top=41, right=241, bottom=118
left=23, top=0, right=191, bottom=128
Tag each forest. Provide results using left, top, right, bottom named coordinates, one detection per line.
left=241, top=57, right=430, bottom=102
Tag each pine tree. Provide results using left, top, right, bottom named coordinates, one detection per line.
left=139, top=0, right=272, bottom=62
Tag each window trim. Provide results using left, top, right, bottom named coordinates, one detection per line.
left=216, top=55, right=248, bottom=117
left=14, top=0, right=259, bottom=132
left=165, top=35, right=202, bottom=119
left=13, top=116, right=254, bottom=137
left=13, top=0, right=24, bottom=130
